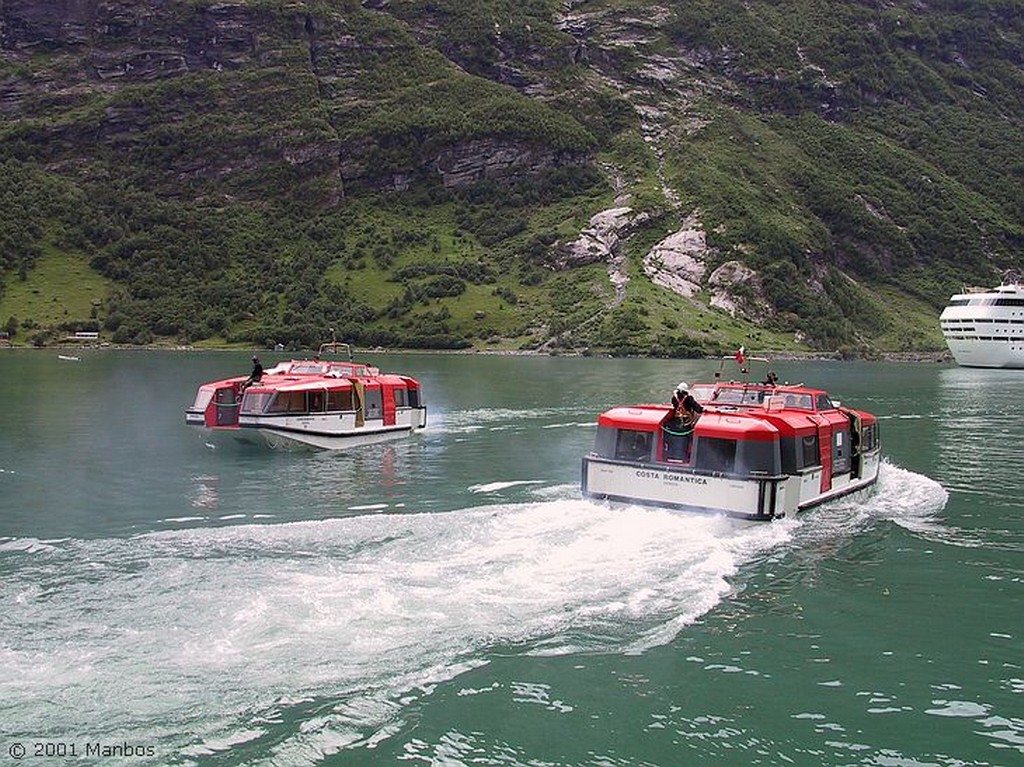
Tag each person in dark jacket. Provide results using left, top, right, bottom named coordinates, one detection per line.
left=242, top=355, right=264, bottom=390
left=664, top=381, right=703, bottom=461
left=671, top=381, right=704, bottom=422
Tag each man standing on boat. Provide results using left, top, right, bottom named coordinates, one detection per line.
left=664, top=382, right=704, bottom=461
left=671, top=382, right=704, bottom=423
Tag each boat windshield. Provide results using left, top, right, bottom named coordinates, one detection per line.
left=327, top=363, right=372, bottom=377
left=712, top=387, right=767, bottom=406
left=289, top=363, right=327, bottom=374
left=779, top=393, right=814, bottom=410
left=689, top=384, right=716, bottom=403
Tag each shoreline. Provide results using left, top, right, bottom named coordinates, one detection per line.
left=7, top=341, right=955, bottom=364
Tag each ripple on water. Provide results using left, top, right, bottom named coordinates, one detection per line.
left=0, top=463, right=948, bottom=763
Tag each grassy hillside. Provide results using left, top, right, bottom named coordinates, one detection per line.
left=0, top=0, right=1019, bottom=354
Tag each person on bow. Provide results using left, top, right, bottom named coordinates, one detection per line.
left=242, top=355, right=264, bottom=390
left=671, top=381, right=704, bottom=425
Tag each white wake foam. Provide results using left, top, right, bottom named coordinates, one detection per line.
left=0, top=463, right=944, bottom=764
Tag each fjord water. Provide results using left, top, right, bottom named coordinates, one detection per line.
left=1, top=350, right=1020, bottom=767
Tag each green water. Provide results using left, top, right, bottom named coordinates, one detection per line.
left=0, top=350, right=1020, bottom=766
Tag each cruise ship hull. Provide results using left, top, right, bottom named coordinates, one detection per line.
left=943, top=339, right=1024, bottom=369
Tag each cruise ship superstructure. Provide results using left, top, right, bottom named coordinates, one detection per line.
left=939, top=277, right=1024, bottom=369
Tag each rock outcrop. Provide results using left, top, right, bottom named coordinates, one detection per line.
left=642, top=218, right=710, bottom=298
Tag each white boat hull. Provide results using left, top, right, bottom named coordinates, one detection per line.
left=193, top=407, right=427, bottom=451
left=240, top=424, right=420, bottom=451
left=942, top=337, right=1024, bottom=369
left=581, top=451, right=880, bottom=521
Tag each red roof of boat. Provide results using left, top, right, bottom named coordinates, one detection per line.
left=596, top=382, right=876, bottom=441
left=598, top=406, right=672, bottom=431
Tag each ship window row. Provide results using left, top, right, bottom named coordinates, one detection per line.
left=947, top=298, right=1024, bottom=307
left=242, top=390, right=358, bottom=414
left=241, top=389, right=418, bottom=415
left=601, top=427, right=779, bottom=474
left=599, top=421, right=877, bottom=477
left=943, top=335, right=1024, bottom=341
left=942, top=318, right=1024, bottom=324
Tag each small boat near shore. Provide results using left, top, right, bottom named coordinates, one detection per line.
left=939, top=274, right=1024, bottom=369
left=185, top=343, right=427, bottom=450
left=581, top=354, right=881, bottom=520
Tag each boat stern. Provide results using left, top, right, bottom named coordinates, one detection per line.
left=581, top=454, right=788, bottom=520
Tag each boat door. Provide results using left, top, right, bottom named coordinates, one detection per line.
left=814, top=418, right=833, bottom=492
left=846, top=411, right=864, bottom=479
left=382, top=385, right=396, bottom=426
left=350, top=380, right=365, bottom=427
left=214, top=386, right=239, bottom=427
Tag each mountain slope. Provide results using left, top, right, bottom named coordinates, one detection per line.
left=1, top=0, right=1021, bottom=354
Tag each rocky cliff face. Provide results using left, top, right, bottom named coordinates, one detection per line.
left=0, top=0, right=589, bottom=202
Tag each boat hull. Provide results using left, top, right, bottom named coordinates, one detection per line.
left=192, top=422, right=424, bottom=451
left=581, top=451, right=880, bottom=521
left=239, top=424, right=419, bottom=451
left=189, top=407, right=427, bottom=451
left=942, top=337, right=1024, bottom=369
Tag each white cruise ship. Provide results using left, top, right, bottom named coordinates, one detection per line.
left=939, top=276, right=1024, bottom=368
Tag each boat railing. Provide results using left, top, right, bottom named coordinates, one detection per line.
left=713, top=354, right=775, bottom=384
left=319, top=341, right=354, bottom=361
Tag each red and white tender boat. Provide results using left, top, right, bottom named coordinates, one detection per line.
left=185, top=344, right=427, bottom=450
left=581, top=355, right=881, bottom=520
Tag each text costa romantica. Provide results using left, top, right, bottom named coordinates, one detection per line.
left=635, top=470, right=708, bottom=485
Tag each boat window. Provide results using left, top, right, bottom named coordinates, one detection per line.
left=365, top=389, right=383, bottom=419
left=614, top=430, right=654, bottom=461
left=327, top=363, right=372, bottom=377
left=241, top=392, right=274, bottom=414
left=269, top=391, right=306, bottom=414
left=290, top=364, right=326, bottom=374
left=712, top=389, right=745, bottom=405
left=689, top=385, right=716, bottom=403
left=741, top=389, right=766, bottom=405
left=191, top=390, right=214, bottom=411
left=309, top=390, right=326, bottom=413
left=407, top=387, right=421, bottom=408
left=783, top=394, right=813, bottom=410
left=591, top=426, right=620, bottom=458
left=816, top=394, right=833, bottom=410
left=779, top=434, right=823, bottom=472
left=710, top=387, right=766, bottom=406
left=734, top=441, right=780, bottom=476
left=694, top=438, right=736, bottom=473
left=326, top=389, right=354, bottom=411
left=969, top=297, right=1024, bottom=307
left=393, top=387, right=408, bottom=407
left=800, top=435, right=820, bottom=468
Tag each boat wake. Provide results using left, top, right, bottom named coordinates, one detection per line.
left=432, top=406, right=590, bottom=436
left=0, top=462, right=944, bottom=765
